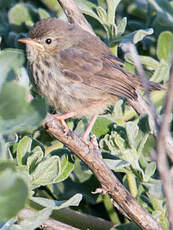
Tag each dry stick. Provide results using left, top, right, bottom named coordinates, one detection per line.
left=157, top=64, right=173, bottom=230
left=57, top=0, right=94, bottom=35
left=121, top=43, right=160, bottom=137
left=43, top=115, right=162, bottom=230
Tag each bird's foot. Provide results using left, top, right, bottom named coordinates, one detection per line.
left=52, top=112, right=75, bottom=133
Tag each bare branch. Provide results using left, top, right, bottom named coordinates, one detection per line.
left=19, top=208, right=114, bottom=230
left=57, top=0, right=94, bottom=34
left=43, top=114, right=163, bottom=230
left=120, top=43, right=160, bottom=137
left=157, top=63, right=173, bottom=230
left=18, top=208, right=79, bottom=230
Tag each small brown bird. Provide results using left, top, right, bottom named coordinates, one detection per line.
left=18, top=18, right=161, bottom=142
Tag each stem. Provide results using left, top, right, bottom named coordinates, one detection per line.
left=103, top=194, right=121, bottom=224
left=127, top=172, right=138, bottom=198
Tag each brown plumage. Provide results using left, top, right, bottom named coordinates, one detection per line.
left=18, top=18, right=162, bottom=141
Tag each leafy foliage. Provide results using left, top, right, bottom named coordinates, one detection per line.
left=0, top=0, right=171, bottom=229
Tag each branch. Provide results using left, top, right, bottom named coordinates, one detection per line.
left=157, top=63, right=173, bottom=230
left=57, top=0, right=94, bottom=34
left=19, top=208, right=114, bottom=230
left=120, top=43, right=160, bottom=137
left=43, top=115, right=162, bottom=230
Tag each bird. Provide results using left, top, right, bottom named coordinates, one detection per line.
left=18, top=18, right=162, bottom=143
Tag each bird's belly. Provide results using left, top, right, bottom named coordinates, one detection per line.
left=31, top=63, right=115, bottom=117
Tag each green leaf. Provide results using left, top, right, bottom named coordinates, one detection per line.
left=92, top=116, right=113, bottom=138
left=38, top=8, right=50, bottom=19
left=0, top=92, right=47, bottom=135
left=96, top=7, right=108, bottom=24
left=31, top=156, right=60, bottom=189
left=117, top=17, right=127, bottom=36
left=0, top=168, right=28, bottom=221
left=133, top=28, right=153, bottom=44
left=126, top=122, right=138, bottom=148
left=8, top=3, right=38, bottom=30
left=111, top=132, right=126, bottom=151
left=104, top=159, right=129, bottom=172
left=0, top=82, right=27, bottom=120
left=76, top=0, right=101, bottom=24
left=150, top=59, right=169, bottom=83
left=157, top=31, right=173, bottom=63
left=55, top=154, right=74, bottom=183
left=125, top=53, right=159, bottom=70
left=11, top=208, right=52, bottom=230
left=144, top=162, right=156, bottom=182
left=143, top=179, right=164, bottom=198
left=40, top=0, right=59, bottom=11
left=27, top=146, right=44, bottom=173
left=17, top=136, right=32, bottom=166
left=30, top=193, right=82, bottom=210
left=106, top=0, right=121, bottom=24
left=120, top=28, right=153, bottom=44
left=0, top=49, right=24, bottom=89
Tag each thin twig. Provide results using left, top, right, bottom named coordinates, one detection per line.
left=120, top=43, right=160, bottom=136
left=157, top=63, right=173, bottom=230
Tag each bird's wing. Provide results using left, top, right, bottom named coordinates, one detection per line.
left=59, top=47, right=139, bottom=100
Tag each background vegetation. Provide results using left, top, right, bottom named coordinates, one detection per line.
left=0, top=0, right=172, bottom=229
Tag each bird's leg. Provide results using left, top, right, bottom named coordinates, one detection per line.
left=81, top=115, right=98, bottom=144
left=53, top=112, right=76, bottom=132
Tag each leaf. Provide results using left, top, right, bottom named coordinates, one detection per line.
left=38, top=8, right=50, bottom=19
left=40, top=0, right=60, bottom=11
left=27, top=146, right=44, bottom=173
left=30, top=193, right=82, bottom=210
left=76, top=0, right=101, bottom=24
left=111, top=132, right=126, bottom=151
left=157, top=31, right=173, bottom=63
left=104, top=159, right=130, bottom=172
left=17, top=136, right=32, bottom=166
left=125, top=53, right=159, bottom=70
left=133, top=28, right=153, bottom=44
left=0, top=168, right=28, bottom=221
left=0, top=82, right=27, bottom=120
left=143, top=179, right=164, bottom=198
left=117, top=17, right=127, bottom=36
left=144, top=162, right=156, bottom=182
left=8, top=3, right=38, bottom=30
left=11, top=208, right=52, bottom=230
left=0, top=93, right=47, bottom=135
left=0, top=49, right=24, bottom=90
left=120, top=28, right=153, bottom=44
left=150, top=59, right=169, bottom=83
left=126, top=122, right=138, bottom=148
left=96, top=7, right=108, bottom=24
left=92, top=116, right=113, bottom=138
left=55, top=154, right=74, bottom=183
left=31, top=156, right=60, bottom=189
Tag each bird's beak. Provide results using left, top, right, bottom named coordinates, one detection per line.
left=18, top=38, right=43, bottom=49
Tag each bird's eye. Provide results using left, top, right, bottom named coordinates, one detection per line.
left=45, top=38, right=52, bottom=44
